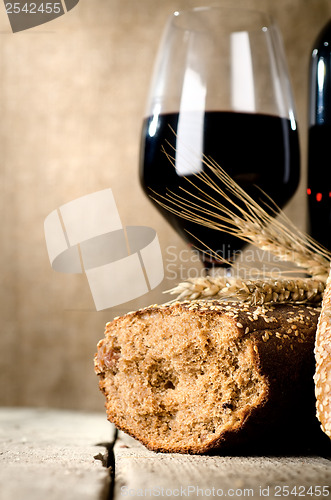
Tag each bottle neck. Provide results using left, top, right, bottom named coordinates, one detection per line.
left=309, top=20, right=331, bottom=126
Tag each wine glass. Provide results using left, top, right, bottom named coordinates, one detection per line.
left=139, top=7, right=300, bottom=271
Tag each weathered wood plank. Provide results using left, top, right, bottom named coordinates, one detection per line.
left=0, top=408, right=115, bottom=500
left=114, top=431, right=331, bottom=499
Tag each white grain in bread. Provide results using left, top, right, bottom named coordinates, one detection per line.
left=314, top=266, right=331, bottom=437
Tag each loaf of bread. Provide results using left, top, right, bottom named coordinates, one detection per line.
left=95, top=300, right=326, bottom=454
left=314, top=268, right=331, bottom=438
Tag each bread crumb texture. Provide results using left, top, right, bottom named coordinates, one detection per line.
left=95, top=300, right=322, bottom=454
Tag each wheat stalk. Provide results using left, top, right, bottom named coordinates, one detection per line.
left=155, top=147, right=330, bottom=279
left=151, top=142, right=331, bottom=305
left=166, top=276, right=325, bottom=306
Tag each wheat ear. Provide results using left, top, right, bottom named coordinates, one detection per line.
left=166, top=276, right=325, bottom=306
left=151, top=143, right=331, bottom=305
left=153, top=146, right=331, bottom=281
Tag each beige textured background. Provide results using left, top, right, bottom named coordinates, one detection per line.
left=0, top=0, right=330, bottom=411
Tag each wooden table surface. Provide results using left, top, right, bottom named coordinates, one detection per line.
left=1, top=408, right=331, bottom=500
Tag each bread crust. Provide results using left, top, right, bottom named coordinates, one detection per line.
left=314, top=268, right=331, bottom=438
left=95, top=300, right=324, bottom=454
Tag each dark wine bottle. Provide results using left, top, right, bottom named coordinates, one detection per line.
left=307, top=20, right=331, bottom=250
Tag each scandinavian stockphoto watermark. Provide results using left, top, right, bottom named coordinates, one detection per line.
left=120, top=485, right=331, bottom=497
left=44, top=189, right=293, bottom=310
left=164, top=245, right=286, bottom=282
left=44, top=188, right=164, bottom=311
left=4, top=0, right=80, bottom=32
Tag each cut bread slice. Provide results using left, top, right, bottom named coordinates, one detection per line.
left=95, top=300, right=323, bottom=454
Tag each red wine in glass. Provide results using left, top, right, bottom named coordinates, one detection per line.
left=140, top=8, right=300, bottom=270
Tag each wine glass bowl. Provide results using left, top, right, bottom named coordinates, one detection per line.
left=139, top=7, right=300, bottom=269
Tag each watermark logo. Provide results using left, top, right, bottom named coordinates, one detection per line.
left=164, top=244, right=286, bottom=282
left=4, top=0, right=80, bottom=33
left=44, top=188, right=164, bottom=310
